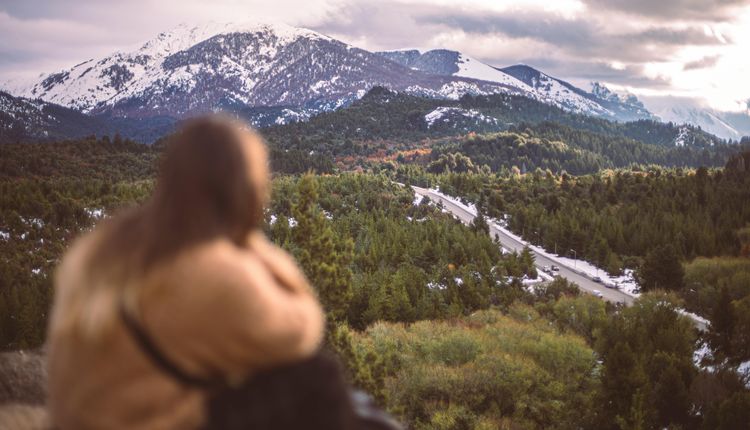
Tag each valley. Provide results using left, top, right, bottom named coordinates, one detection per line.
left=1, top=18, right=750, bottom=430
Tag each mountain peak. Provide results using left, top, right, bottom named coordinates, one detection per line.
left=10, top=22, right=519, bottom=119
left=590, top=82, right=643, bottom=108
left=136, top=21, right=330, bottom=59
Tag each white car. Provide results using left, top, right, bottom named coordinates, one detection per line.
left=592, top=290, right=604, bottom=299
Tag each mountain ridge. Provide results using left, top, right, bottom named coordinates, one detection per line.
left=1, top=21, right=747, bottom=141
left=3, top=22, right=521, bottom=120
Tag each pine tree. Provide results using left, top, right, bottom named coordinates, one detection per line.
left=738, top=225, right=750, bottom=257
left=639, top=244, right=685, bottom=291
left=471, top=210, right=490, bottom=235
left=291, top=174, right=353, bottom=322
left=652, top=365, right=691, bottom=427
left=520, top=246, right=537, bottom=278
left=709, top=286, right=735, bottom=360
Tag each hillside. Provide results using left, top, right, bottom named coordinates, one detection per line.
left=260, top=88, right=743, bottom=173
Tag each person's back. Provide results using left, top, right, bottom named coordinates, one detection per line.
left=46, top=117, right=325, bottom=429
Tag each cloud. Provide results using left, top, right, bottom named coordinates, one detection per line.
left=305, top=2, right=443, bottom=49
left=416, top=9, right=727, bottom=63
left=514, top=58, right=674, bottom=90
left=309, top=1, right=732, bottom=91
left=582, top=0, right=750, bottom=21
left=683, top=55, right=721, bottom=70
left=0, top=11, right=130, bottom=76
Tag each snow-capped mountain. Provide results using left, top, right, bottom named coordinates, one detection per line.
left=6, top=20, right=742, bottom=141
left=661, top=107, right=743, bottom=140
left=378, top=50, right=655, bottom=122
left=3, top=22, right=521, bottom=120
left=0, top=90, right=177, bottom=143
left=640, top=97, right=750, bottom=141
left=590, top=82, right=642, bottom=108
left=378, top=49, right=533, bottom=92
left=499, top=65, right=654, bottom=122
left=0, top=91, right=100, bottom=141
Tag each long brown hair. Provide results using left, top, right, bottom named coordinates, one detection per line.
left=55, top=116, right=269, bottom=338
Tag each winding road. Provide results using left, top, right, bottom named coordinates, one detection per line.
left=412, top=186, right=708, bottom=330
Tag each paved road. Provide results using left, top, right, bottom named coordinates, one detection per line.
left=413, top=186, right=709, bottom=331
left=414, top=186, right=635, bottom=305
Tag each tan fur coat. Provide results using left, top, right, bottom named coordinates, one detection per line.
left=46, top=231, right=324, bottom=430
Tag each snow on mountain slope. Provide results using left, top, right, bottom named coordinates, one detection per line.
left=0, top=91, right=113, bottom=141
left=6, top=23, right=519, bottom=120
left=424, top=106, right=498, bottom=129
left=13, top=22, right=334, bottom=114
left=501, top=65, right=627, bottom=119
left=590, top=82, right=642, bottom=107
left=645, top=101, right=745, bottom=140
left=454, top=54, right=534, bottom=91
left=378, top=49, right=532, bottom=93
left=379, top=51, right=654, bottom=122
left=0, top=90, right=187, bottom=143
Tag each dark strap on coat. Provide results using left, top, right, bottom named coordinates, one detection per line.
left=118, top=301, right=214, bottom=388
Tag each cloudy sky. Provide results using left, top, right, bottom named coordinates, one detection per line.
left=1, top=0, right=749, bottom=112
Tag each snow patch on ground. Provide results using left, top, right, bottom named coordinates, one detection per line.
left=738, top=361, right=750, bottom=387
left=427, top=281, right=447, bottom=291
left=678, top=309, right=710, bottom=327
left=85, top=208, right=105, bottom=219
left=413, top=193, right=424, bottom=206
left=20, top=217, right=44, bottom=228
left=674, top=126, right=689, bottom=147
left=693, top=340, right=713, bottom=368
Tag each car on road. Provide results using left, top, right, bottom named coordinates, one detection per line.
left=605, top=282, right=618, bottom=289
left=550, top=265, right=560, bottom=272
left=542, top=265, right=552, bottom=274
left=592, top=290, right=604, bottom=298
left=593, top=276, right=603, bottom=283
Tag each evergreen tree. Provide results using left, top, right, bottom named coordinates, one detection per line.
left=291, top=174, right=353, bottom=322
left=738, top=225, right=750, bottom=257
left=520, top=246, right=537, bottom=278
left=596, top=293, right=696, bottom=430
left=717, top=392, right=750, bottom=430
left=652, top=365, right=691, bottom=427
left=471, top=210, right=490, bottom=235
left=732, top=296, right=750, bottom=361
left=709, top=286, right=736, bottom=360
left=639, top=244, right=685, bottom=291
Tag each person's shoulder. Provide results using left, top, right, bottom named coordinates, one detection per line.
left=173, top=239, right=269, bottom=291
left=182, top=239, right=264, bottom=270
left=54, top=227, right=104, bottom=291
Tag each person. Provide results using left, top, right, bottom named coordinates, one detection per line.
left=46, top=116, right=327, bottom=429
